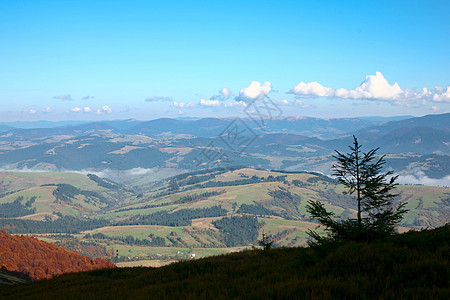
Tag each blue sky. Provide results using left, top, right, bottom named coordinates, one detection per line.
left=0, top=0, right=449, bottom=121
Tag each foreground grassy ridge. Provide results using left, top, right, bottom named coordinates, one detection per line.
left=2, top=225, right=448, bottom=300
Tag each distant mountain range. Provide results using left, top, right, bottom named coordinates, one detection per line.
left=0, top=113, right=448, bottom=179
left=0, top=114, right=413, bottom=131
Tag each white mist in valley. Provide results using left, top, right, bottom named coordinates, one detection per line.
left=397, top=174, right=450, bottom=187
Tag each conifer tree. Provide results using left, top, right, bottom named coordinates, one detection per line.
left=306, top=136, right=408, bottom=244
left=258, top=231, right=274, bottom=250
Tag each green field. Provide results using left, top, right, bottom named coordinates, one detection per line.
left=2, top=168, right=449, bottom=266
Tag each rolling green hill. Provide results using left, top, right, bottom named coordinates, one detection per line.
left=2, top=168, right=447, bottom=266
left=0, top=171, right=135, bottom=220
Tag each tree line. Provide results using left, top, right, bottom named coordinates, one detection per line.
left=87, top=174, right=121, bottom=190
left=53, top=184, right=107, bottom=204
left=0, top=216, right=109, bottom=234
left=119, top=205, right=228, bottom=227
left=212, top=215, right=260, bottom=247
left=0, top=196, right=36, bottom=218
left=84, top=232, right=167, bottom=247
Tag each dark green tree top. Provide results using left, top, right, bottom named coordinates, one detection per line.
left=307, top=136, right=408, bottom=244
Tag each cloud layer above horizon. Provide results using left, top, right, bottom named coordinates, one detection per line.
left=13, top=72, right=450, bottom=120
left=290, top=72, right=450, bottom=105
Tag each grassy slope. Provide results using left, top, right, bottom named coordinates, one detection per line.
left=86, top=168, right=448, bottom=264
left=0, top=171, right=135, bottom=219
left=105, top=168, right=449, bottom=229
left=2, top=168, right=448, bottom=265
left=2, top=225, right=448, bottom=300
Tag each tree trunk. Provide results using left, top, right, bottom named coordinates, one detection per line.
left=355, top=139, right=361, bottom=224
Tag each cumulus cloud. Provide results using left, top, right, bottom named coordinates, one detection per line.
left=145, top=96, right=173, bottom=102
left=237, top=81, right=271, bottom=101
left=72, top=106, right=95, bottom=113
left=291, top=81, right=335, bottom=97
left=224, top=100, right=247, bottom=107
left=82, top=95, right=95, bottom=100
left=173, top=101, right=194, bottom=108
left=26, top=109, right=37, bottom=114
left=432, top=86, right=450, bottom=102
left=210, top=87, right=233, bottom=101
left=96, top=105, right=112, bottom=114
left=103, top=105, right=112, bottom=113
left=273, top=99, right=311, bottom=109
left=338, top=72, right=403, bottom=100
left=42, top=107, right=52, bottom=113
left=53, top=94, right=73, bottom=101
left=199, top=99, right=220, bottom=106
left=290, top=72, right=450, bottom=104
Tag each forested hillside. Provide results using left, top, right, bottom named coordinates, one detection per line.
left=0, top=230, right=115, bottom=281
left=1, top=167, right=447, bottom=268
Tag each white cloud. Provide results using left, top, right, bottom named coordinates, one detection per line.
left=42, top=107, right=52, bottom=113
left=73, top=106, right=93, bottom=113
left=292, top=81, right=334, bottom=97
left=337, top=72, right=402, bottom=100
left=220, top=87, right=232, bottom=100
left=103, top=105, right=112, bottom=113
left=210, top=87, right=233, bottom=101
left=173, top=101, right=194, bottom=108
left=295, top=99, right=311, bottom=109
left=397, top=174, right=450, bottom=187
left=76, top=168, right=154, bottom=179
left=123, top=168, right=153, bottom=176
left=432, top=86, right=450, bottom=102
left=237, top=81, right=271, bottom=101
left=95, top=105, right=113, bottom=115
left=224, top=100, right=247, bottom=107
left=102, top=105, right=112, bottom=114
left=273, top=99, right=311, bottom=109
left=290, top=72, right=450, bottom=104
left=199, top=99, right=220, bottom=106
left=27, top=109, right=37, bottom=114
left=145, top=96, right=172, bottom=102
left=431, top=105, right=441, bottom=112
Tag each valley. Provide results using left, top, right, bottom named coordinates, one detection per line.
left=0, top=167, right=448, bottom=267
left=0, top=114, right=449, bottom=267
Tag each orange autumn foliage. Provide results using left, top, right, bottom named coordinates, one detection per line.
left=0, top=230, right=115, bottom=280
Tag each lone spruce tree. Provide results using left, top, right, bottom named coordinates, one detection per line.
left=306, top=136, right=408, bottom=244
